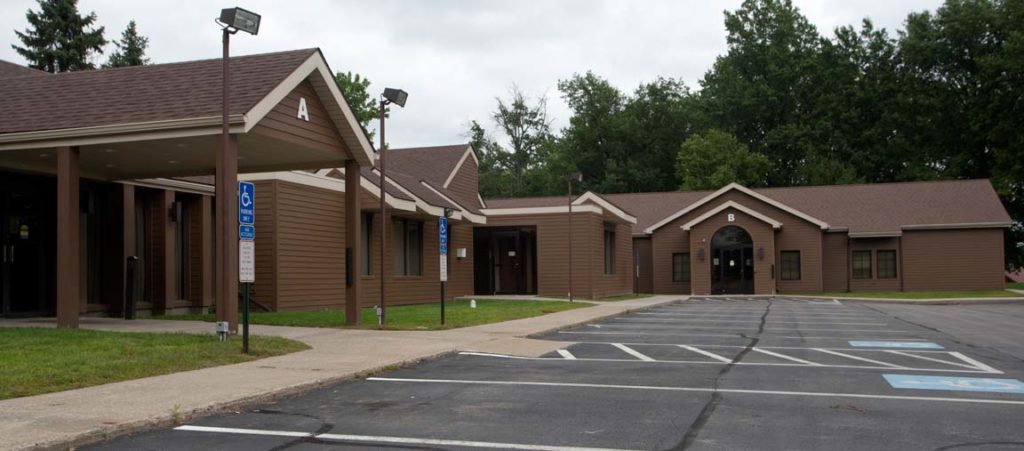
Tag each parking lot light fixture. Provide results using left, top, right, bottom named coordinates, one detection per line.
left=378, top=88, right=408, bottom=327
left=568, top=172, right=582, bottom=302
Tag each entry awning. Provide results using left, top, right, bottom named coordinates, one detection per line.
left=0, top=48, right=373, bottom=180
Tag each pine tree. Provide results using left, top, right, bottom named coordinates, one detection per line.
left=11, top=0, right=107, bottom=73
left=105, top=20, right=150, bottom=68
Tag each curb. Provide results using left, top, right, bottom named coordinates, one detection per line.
left=29, top=350, right=457, bottom=451
left=523, top=297, right=687, bottom=339
left=783, top=295, right=1024, bottom=305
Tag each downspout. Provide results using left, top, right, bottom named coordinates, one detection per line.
left=898, top=236, right=904, bottom=292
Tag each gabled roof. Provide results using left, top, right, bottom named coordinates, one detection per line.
left=603, top=179, right=1012, bottom=236
left=681, top=201, right=782, bottom=231
left=0, top=48, right=375, bottom=165
left=643, top=183, right=829, bottom=234
left=0, top=60, right=49, bottom=78
left=386, top=144, right=473, bottom=188
left=483, top=191, right=637, bottom=224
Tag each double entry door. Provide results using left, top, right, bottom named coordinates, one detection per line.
left=1, top=176, right=51, bottom=317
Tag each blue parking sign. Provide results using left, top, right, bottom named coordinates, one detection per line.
left=239, top=182, right=255, bottom=225
left=439, top=217, right=448, bottom=254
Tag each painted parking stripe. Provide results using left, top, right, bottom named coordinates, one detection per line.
left=883, top=351, right=980, bottom=370
left=948, top=352, right=1001, bottom=374
left=557, top=330, right=934, bottom=340
left=611, top=343, right=655, bottom=361
left=594, top=324, right=912, bottom=333
left=678, top=345, right=733, bottom=363
left=615, top=318, right=890, bottom=326
left=751, top=348, right=823, bottom=366
left=883, top=375, right=1024, bottom=394
left=812, top=348, right=905, bottom=369
left=557, top=349, right=577, bottom=360
left=849, top=341, right=944, bottom=349
left=368, top=377, right=1024, bottom=406
left=457, top=352, right=998, bottom=374
left=174, top=425, right=640, bottom=451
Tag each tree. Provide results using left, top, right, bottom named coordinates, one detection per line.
left=556, top=72, right=627, bottom=193
left=104, top=20, right=149, bottom=68
left=492, top=86, right=551, bottom=190
left=677, top=130, right=771, bottom=190
left=12, top=0, right=107, bottom=73
left=699, top=0, right=823, bottom=186
left=335, top=71, right=380, bottom=140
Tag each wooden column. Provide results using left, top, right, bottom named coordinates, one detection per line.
left=345, top=159, right=361, bottom=325
left=200, top=195, right=214, bottom=309
left=215, top=134, right=239, bottom=331
left=120, top=185, right=135, bottom=316
left=56, top=146, right=80, bottom=328
left=157, top=190, right=175, bottom=314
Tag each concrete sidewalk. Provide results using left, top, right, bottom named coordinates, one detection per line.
left=0, top=295, right=682, bottom=451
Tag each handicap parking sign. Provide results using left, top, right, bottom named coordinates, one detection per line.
left=883, top=374, right=1024, bottom=394
left=239, top=181, right=255, bottom=225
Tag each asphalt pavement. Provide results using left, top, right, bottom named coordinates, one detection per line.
left=86, top=296, right=1024, bottom=450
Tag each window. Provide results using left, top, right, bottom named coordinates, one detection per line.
left=361, top=214, right=372, bottom=275
left=393, top=218, right=423, bottom=276
left=604, top=222, right=616, bottom=274
left=877, top=249, right=897, bottom=279
left=672, top=253, right=691, bottom=282
left=780, top=250, right=801, bottom=281
left=852, top=250, right=872, bottom=279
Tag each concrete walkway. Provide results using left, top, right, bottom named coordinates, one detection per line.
left=0, top=295, right=682, bottom=451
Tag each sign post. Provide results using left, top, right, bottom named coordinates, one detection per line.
left=238, top=181, right=255, bottom=353
left=439, top=216, right=448, bottom=325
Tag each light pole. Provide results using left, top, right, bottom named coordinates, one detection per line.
left=378, top=87, right=408, bottom=328
left=215, top=7, right=259, bottom=341
left=567, top=172, right=582, bottom=302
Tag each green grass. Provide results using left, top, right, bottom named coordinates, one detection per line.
left=819, top=290, right=1022, bottom=299
left=1008, top=282, right=1024, bottom=290
left=156, top=299, right=589, bottom=330
left=0, top=328, right=308, bottom=400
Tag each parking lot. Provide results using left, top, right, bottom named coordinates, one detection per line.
left=88, top=297, right=1024, bottom=450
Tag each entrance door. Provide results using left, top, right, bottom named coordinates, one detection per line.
left=1, top=180, right=48, bottom=317
left=710, top=226, right=754, bottom=294
left=495, top=234, right=520, bottom=294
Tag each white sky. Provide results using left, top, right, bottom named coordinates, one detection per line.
left=0, top=0, right=943, bottom=148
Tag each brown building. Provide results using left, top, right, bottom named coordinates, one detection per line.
left=0, top=49, right=1013, bottom=326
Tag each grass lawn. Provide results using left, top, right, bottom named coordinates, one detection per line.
left=0, top=328, right=307, bottom=400
left=156, top=298, right=589, bottom=330
left=818, top=290, right=1022, bottom=299
left=1008, top=282, right=1024, bottom=290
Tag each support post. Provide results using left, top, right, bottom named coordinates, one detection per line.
left=56, top=146, right=80, bottom=328
left=568, top=178, right=574, bottom=302
left=378, top=100, right=388, bottom=326
left=216, top=27, right=239, bottom=332
left=120, top=185, right=135, bottom=317
left=344, top=159, right=362, bottom=325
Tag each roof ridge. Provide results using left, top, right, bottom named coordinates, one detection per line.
left=34, top=48, right=319, bottom=77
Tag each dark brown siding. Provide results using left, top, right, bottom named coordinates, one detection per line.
left=482, top=212, right=632, bottom=299
left=688, top=209, right=776, bottom=295
left=649, top=190, right=825, bottom=295
left=444, top=151, right=481, bottom=209
left=360, top=213, right=475, bottom=307
left=821, top=232, right=848, bottom=292
left=902, top=229, right=1005, bottom=291
left=849, top=237, right=901, bottom=292
left=250, top=80, right=350, bottom=157
left=275, top=181, right=346, bottom=311
left=634, top=237, right=653, bottom=294
left=251, top=180, right=279, bottom=310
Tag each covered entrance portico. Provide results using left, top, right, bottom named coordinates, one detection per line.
left=0, top=49, right=374, bottom=329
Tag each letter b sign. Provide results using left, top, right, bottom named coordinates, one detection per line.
left=727, top=213, right=735, bottom=222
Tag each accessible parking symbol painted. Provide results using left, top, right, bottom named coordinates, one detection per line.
left=884, top=374, right=1024, bottom=394
left=849, top=341, right=944, bottom=349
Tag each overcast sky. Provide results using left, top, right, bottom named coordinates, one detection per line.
left=1, top=0, right=943, bottom=148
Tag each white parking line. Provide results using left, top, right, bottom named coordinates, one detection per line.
left=885, top=350, right=980, bottom=370
left=637, top=312, right=877, bottom=319
left=612, top=343, right=655, bottom=361
left=615, top=318, right=890, bottom=326
left=751, top=348, right=823, bottom=366
left=588, top=324, right=910, bottom=333
left=367, top=377, right=1024, bottom=406
left=456, top=352, right=1001, bottom=374
left=557, top=330, right=931, bottom=340
left=557, top=349, right=577, bottom=360
left=678, top=345, right=733, bottom=363
left=948, top=352, right=1002, bottom=374
left=812, top=348, right=905, bottom=368
left=174, top=425, right=640, bottom=451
